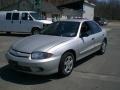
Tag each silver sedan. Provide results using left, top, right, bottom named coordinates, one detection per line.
left=6, top=19, right=107, bottom=76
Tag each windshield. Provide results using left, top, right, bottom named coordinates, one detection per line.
left=40, top=21, right=80, bottom=37
left=30, top=13, right=41, bottom=20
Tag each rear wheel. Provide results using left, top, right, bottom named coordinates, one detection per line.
left=58, top=52, right=75, bottom=76
left=98, top=40, right=107, bottom=55
left=32, top=28, right=41, bottom=35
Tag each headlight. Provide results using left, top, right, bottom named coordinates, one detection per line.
left=31, top=51, right=53, bottom=60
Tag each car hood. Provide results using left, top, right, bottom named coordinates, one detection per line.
left=37, top=20, right=53, bottom=24
left=12, top=35, right=72, bottom=53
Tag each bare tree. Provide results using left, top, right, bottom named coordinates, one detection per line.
left=95, top=0, right=120, bottom=20
left=87, top=0, right=96, bottom=4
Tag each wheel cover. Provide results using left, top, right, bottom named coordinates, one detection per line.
left=102, top=42, right=106, bottom=53
left=64, top=56, right=74, bottom=74
left=33, top=30, right=39, bottom=35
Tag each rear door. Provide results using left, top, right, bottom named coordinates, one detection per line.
left=11, top=12, right=21, bottom=32
left=87, top=21, right=103, bottom=50
left=79, top=21, right=96, bottom=58
left=4, top=12, right=12, bottom=32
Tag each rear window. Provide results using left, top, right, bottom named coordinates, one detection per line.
left=6, top=13, right=12, bottom=20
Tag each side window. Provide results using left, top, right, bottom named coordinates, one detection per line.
left=88, top=21, right=102, bottom=34
left=12, top=13, right=19, bottom=20
left=80, top=22, right=92, bottom=37
left=6, top=13, right=12, bottom=20
left=29, top=15, right=33, bottom=20
left=21, top=13, right=28, bottom=20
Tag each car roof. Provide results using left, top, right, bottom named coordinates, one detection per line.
left=0, top=10, right=36, bottom=13
left=60, top=19, right=91, bottom=23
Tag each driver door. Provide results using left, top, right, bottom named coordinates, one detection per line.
left=20, top=13, right=33, bottom=32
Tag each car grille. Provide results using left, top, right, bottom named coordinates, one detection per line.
left=9, top=49, right=30, bottom=58
left=9, top=60, right=31, bottom=72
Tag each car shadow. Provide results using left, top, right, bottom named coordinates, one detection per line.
left=0, top=33, right=30, bottom=37
left=0, top=53, right=97, bottom=85
left=0, top=65, right=61, bottom=85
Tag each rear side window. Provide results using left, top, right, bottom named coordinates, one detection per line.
left=88, top=21, right=102, bottom=34
left=12, top=13, right=19, bottom=20
left=6, top=13, right=12, bottom=20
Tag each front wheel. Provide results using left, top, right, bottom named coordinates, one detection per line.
left=58, top=52, right=75, bottom=76
left=6, top=32, right=11, bottom=35
left=32, top=28, right=41, bottom=35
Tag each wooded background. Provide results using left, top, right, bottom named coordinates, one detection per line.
left=88, top=0, right=120, bottom=20
left=0, top=0, right=120, bottom=20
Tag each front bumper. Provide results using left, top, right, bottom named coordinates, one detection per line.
left=6, top=52, right=61, bottom=75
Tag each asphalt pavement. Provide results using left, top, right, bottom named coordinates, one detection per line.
left=0, top=25, right=120, bottom=90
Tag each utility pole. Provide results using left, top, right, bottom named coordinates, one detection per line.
left=34, top=0, right=42, bottom=17
left=17, top=0, right=20, bottom=10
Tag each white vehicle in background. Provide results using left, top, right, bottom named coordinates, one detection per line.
left=0, top=10, right=52, bottom=35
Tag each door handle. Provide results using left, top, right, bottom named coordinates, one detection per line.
left=20, top=21, right=21, bottom=24
left=92, top=38, right=95, bottom=40
left=11, top=21, right=13, bottom=23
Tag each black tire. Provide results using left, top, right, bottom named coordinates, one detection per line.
left=32, top=28, right=41, bottom=35
left=58, top=52, right=75, bottom=76
left=98, top=40, right=107, bottom=55
left=6, top=32, right=11, bottom=35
